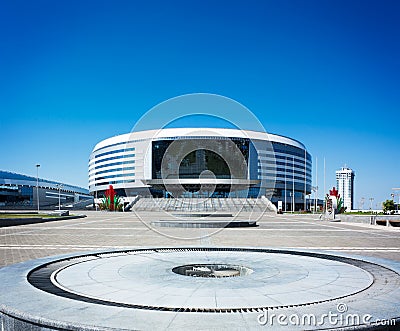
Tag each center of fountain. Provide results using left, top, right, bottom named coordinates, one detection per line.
left=172, top=264, right=253, bottom=278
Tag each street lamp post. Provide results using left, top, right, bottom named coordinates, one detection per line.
left=397, top=194, right=399, bottom=213
left=312, top=186, right=318, bottom=213
left=56, top=184, right=63, bottom=211
left=392, top=189, right=400, bottom=213
left=289, top=192, right=294, bottom=213
left=391, top=193, right=395, bottom=214
left=369, top=197, right=374, bottom=213
left=36, top=164, right=40, bottom=213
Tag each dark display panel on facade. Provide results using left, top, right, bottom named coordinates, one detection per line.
left=152, top=138, right=249, bottom=179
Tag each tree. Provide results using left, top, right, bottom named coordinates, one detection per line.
left=382, top=199, right=395, bottom=214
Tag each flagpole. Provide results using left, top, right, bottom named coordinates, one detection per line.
left=292, top=156, right=295, bottom=212
left=315, top=157, right=318, bottom=212
left=304, top=149, right=307, bottom=211
left=324, top=157, right=326, bottom=212
left=284, top=156, right=287, bottom=212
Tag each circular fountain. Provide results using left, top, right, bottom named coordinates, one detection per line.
left=0, top=247, right=399, bottom=330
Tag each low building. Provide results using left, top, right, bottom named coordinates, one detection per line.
left=0, top=170, right=92, bottom=209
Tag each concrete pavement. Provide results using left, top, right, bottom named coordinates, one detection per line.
left=1, top=211, right=399, bottom=267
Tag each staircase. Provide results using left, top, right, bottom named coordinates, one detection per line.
left=131, top=196, right=276, bottom=213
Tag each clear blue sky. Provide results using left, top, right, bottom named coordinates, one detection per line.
left=1, top=0, right=399, bottom=208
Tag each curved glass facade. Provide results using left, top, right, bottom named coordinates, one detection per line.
left=260, top=142, right=312, bottom=208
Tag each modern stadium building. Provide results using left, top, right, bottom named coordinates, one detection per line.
left=89, top=128, right=312, bottom=211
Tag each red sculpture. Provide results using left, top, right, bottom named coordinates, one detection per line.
left=105, top=185, right=116, bottom=211
left=329, top=187, right=339, bottom=198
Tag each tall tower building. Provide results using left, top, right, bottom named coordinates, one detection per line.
left=336, top=166, right=355, bottom=211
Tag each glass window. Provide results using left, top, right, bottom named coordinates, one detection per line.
left=94, top=148, right=135, bottom=159
left=94, top=154, right=135, bottom=165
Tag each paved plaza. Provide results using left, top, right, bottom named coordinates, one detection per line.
left=1, top=211, right=400, bottom=330
left=1, top=211, right=400, bottom=267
